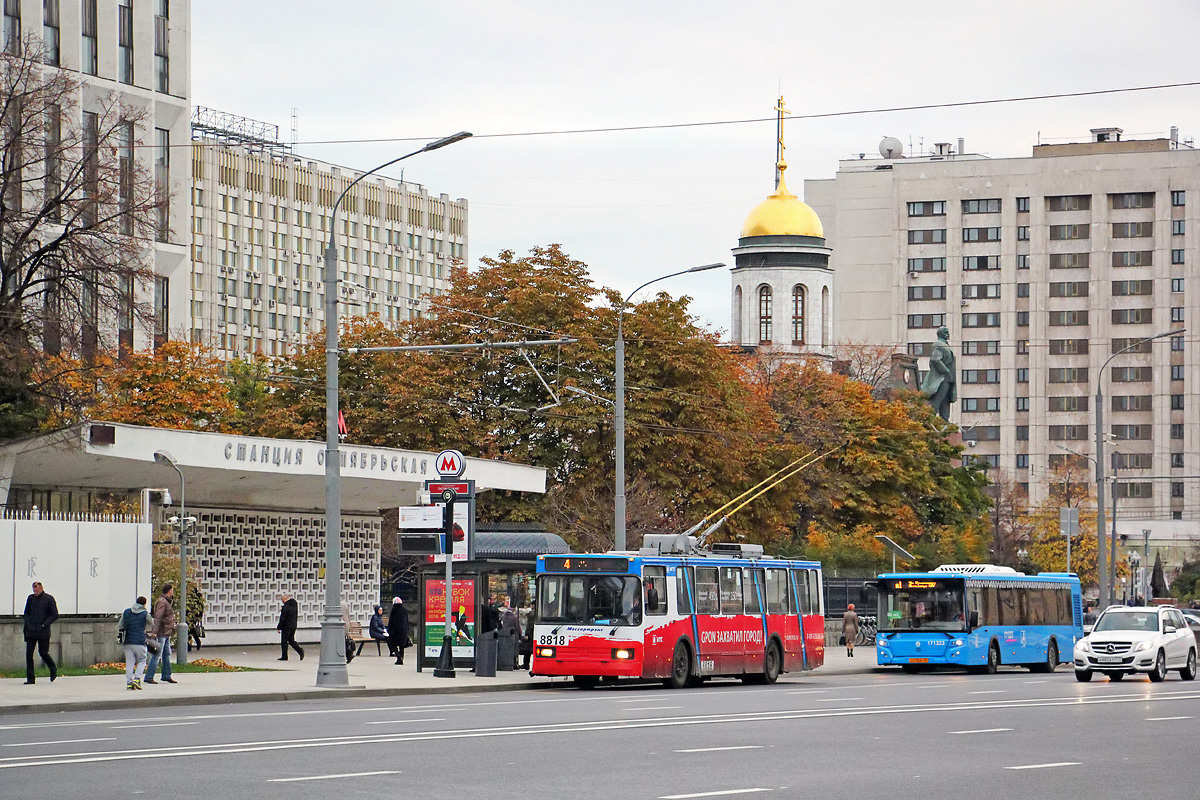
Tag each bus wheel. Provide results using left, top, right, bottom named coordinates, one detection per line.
left=983, top=642, right=1000, bottom=675
left=763, top=642, right=782, bottom=684
left=573, top=675, right=598, bottom=690
left=1032, top=640, right=1058, bottom=673
left=667, top=641, right=693, bottom=690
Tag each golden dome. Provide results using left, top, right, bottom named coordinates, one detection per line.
left=740, top=162, right=824, bottom=239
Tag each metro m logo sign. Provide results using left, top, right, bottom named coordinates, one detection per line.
left=435, top=449, right=466, bottom=479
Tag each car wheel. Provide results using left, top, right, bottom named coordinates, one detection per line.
left=667, top=641, right=693, bottom=690
left=1107, top=671, right=1124, bottom=682
left=983, top=642, right=1000, bottom=675
left=1180, top=649, right=1197, bottom=681
left=1074, top=669, right=1093, bottom=682
left=1148, top=651, right=1168, bottom=683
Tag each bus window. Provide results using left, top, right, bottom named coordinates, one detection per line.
left=792, top=570, right=809, bottom=614
left=719, top=567, right=743, bottom=615
left=744, top=569, right=764, bottom=614
left=998, top=588, right=1017, bottom=625
left=644, top=566, right=666, bottom=616
left=807, top=569, right=821, bottom=615
left=765, top=568, right=790, bottom=614
left=695, top=567, right=720, bottom=615
left=677, top=566, right=694, bottom=616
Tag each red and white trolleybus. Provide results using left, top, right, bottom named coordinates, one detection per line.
left=531, top=535, right=825, bottom=688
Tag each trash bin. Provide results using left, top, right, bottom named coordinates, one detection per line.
left=497, top=630, right=517, bottom=671
left=475, top=630, right=498, bottom=677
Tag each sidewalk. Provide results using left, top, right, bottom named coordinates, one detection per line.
left=0, top=645, right=877, bottom=716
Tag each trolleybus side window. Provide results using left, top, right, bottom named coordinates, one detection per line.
left=695, top=567, right=720, bottom=614
left=644, top=565, right=666, bottom=615
left=744, top=568, right=764, bottom=614
left=764, top=568, right=790, bottom=614
left=792, top=569, right=809, bottom=614
left=719, top=567, right=743, bottom=615
left=677, top=566, right=694, bottom=615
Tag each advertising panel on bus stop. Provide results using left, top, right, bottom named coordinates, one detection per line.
left=424, top=578, right=475, bottom=660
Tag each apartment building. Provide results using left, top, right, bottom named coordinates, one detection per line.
left=13, top=0, right=191, bottom=350
left=805, top=128, right=1198, bottom=522
left=189, top=110, right=468, bottom=358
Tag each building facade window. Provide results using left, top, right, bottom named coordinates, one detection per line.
left=1172, top=335, right=1185, bottom=352
left=1171, top=277, right=1184, bottom=293
left=1111, top=366, right=1152, bottom=382
left=907, top=201, right=945, bottom=217
left=1171, top=306, right=1185, bottom=323
left=1110, top=192, right=1155, bottom=209
left=1171, top=190, right=1186, bottom=206
left=821, top=286, right=830, bottom=347
left=908, top=228, right=946, bottom=244
left=1112, top=250, right=1153, bottom=268
left=1017, top=282, right=1030, bottom=298
left=1115, top=483, right=1153, bottom=499
left=962, top=283, right=1001, bottom=300
left=1171, top=423, right=1184, bottom=439
left=1016, top=339, right=1029, bottom=355
left=1172, top=482, right=1185, bottom=498
left=908, top=257, right=946, bottom=273
left=1049, top=339, right=1089, bottom=356
left=757, top=285, right=772, bottom=344
left=1016, top=197, right=1030, bottom=213
left=1111, top=424, right=1153, bottom=440
left=1171, top=394, right=1185, bottom=411
left=1111, top=308, right=1153, bottom=325
left=1049, top=396, right=1088, bottom=412
left=790, top=285, right=805, bottom=345
left=82, top=0, right=97, bottom=75
left=1047, top=195, right=1091, bottom=212
left=962, top=199, right=1001, bottom=214
left=963, top=255, right=1000, bottom=271
left=155, top=0, right=170, bottom=93
left=42, top=0, right=59, bottom=65
left=1016, top=397, right=1030, bottom=412
left=1049, top=224, right=1089, bottom=240
left=1049, top=281, right=1089, bottom=298
left=962, top=369, right=1000, bottom=384
left=961, top=397, right=1000, bottom=412
left=1049, top=310, right=1088, bottom=326
left=908, top=285, right=946, bottom=301
left=1017, top=226, right=1029, bottom=241
left=963, top=227, right=1001, bottom=242
left=1112, top=280, right=1153, bottom=296
left=1049, top=425, right=1089, bottom=441
left=1172, top=219, right=1186, bottom=236
left=118, top=0, right=133, bottom=84
left=1048, top=367, right=1089, bottom=383
left=1017, top=254, right=1030, bottom=270
left=1016, top=368, right=1029, bottom=383
left=1172, top=364, right=1185, bottom=381
left=1049, top=252, right=1089, bottom=269
left=1111, top=395, right=1153, bottom=412
left=154, top=276, right=169, bottom=347
left=907, top=313, right=945, bottom=329
left=1172, top=249, right=1185, bottom=265
left=3, top=0, right=19, bottom=54
left=1016, top=311, right=1029, bottom=327
left=962, top=340, right=1000, bottom=355
left=1112, top=221, right=1153, bottom=238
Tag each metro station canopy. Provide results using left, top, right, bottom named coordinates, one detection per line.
left=1, top=422, right=546, bottom=512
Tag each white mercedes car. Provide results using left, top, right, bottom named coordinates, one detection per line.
left=1074, top=605, right=1198, bottom=682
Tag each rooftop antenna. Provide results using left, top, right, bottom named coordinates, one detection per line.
left=290, top=108, right=298, bottom=149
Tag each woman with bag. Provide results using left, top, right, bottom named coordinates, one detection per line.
left=387, top=597, right=410, bottom=666
left=842, top=603, right=860, bottom=658
left=118, top=597, right=151, bottom=690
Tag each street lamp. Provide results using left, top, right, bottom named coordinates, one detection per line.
left=1093, top=327, right=1184, bottom=609
left=318, top=131, right=472, bottom=687
left=152, top=450, right=189, bottom=666
left=613, top=263, right=724, bottom=551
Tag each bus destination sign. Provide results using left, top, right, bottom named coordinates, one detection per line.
left=542, top=556, right=630, bottom=574
left=893, top=579, right=942, bottom=590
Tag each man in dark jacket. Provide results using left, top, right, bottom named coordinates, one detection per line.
left=145, top=584, right=177, bottom=684
left=277, top=594, right=304, bottom=661
left=23, top=581, right=59, bottom=684
left=387, top=597, right=410, bottom=665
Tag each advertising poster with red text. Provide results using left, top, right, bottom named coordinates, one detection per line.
left=424, top=578, right=475, bottom=658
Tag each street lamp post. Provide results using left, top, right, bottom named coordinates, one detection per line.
left=613, top=263, right=724, bottom=551
left=152, top=450, right=189, bottom=666
left=1093, top=327, right=1183, bottom=609
left=318, top=131, right=471, bottom=688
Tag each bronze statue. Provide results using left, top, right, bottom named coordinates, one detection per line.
left=921, top=326, right=957, bottom=421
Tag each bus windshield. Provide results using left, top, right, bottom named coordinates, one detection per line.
left=878, top=578, right=965, bottom=632
left=537, top=574, right=643, bottom=627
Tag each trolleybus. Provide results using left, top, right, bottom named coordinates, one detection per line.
left=531, top=535, right=825, bottom=688
left=874, top=564, right=1083, bottom=674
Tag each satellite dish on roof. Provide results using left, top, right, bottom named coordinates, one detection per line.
left=879, top=136, right=904, bottom=159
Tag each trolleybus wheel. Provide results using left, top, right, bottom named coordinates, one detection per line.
left=763, top=642, right=782, bottom=684
left=667, top=641, right=693, bottom=690
left=573, top=675, right=598, bottom=690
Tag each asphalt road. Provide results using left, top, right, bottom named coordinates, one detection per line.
left=2, top=664, right=1198, bottom=800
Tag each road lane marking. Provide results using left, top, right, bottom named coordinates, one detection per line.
left=618, top=697, right=669, bottom=703
left=3, top=738, right=118, bottom=747
left=363, top=719, right=446, bottom=725
left=1145, top=716, right=1193, bottom=721
left=1006, top=762, right=1080, bottom=770
left=815, top=698, right=861, bottom=702
left=268, top=770, right=399, bottom=782
left=5, top=691, right=1200, bottom=770
left=675, top=746, right=765, bottom=753
left=968, top=691, right=1006, bottom=695
left=622, top=706, right=681, bottom=712
left=659, top=790, right=772, bottom=799
left=785, top=690, right=826, bottom=695
left=948, top=728, right=1012, bottom=735
left=110, top=723, right=199, bottom=729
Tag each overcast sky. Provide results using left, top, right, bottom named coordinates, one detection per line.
left=193, top=1, right=1200, bottom=336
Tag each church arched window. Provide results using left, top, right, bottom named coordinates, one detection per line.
left=822, top=286, right=831, bottom=347
left=733, top=286, right=743, bottom=344
left=758, top=285, right=772, bottom=344
left=791, top=285, right=806, bottom=345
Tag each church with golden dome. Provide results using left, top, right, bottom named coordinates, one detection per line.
left=730, top=98, right=833, bottom=358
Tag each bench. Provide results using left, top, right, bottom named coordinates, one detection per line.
left=348, top=621, right=387, bottom=656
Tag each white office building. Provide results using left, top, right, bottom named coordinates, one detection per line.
left=805, top=129, right=1199, bottom=522
left=188, top=110, right=467, bottom=359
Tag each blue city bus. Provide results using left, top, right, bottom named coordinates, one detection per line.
left=874, top=565, right=1083, bottom=674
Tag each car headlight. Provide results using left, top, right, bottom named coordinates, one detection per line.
left=1077, top=640, right=1091, bottom=653
left=1134, top=641, right=1152, bottom=652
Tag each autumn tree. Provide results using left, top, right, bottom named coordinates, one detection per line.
left=0, top=37, right=167, bottom=437
left=1025, top=462, right=1102, bottom=587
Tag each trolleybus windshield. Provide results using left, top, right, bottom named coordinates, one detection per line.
left=878, top=578, right=966, bottom=632
left=538, top=574, right=642, bottom=626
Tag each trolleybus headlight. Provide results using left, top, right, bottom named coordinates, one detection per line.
left=536, top=646, right=556, bottom=658
left=612, top=648, right=635, bottom=660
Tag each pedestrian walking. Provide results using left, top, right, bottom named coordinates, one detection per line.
left=277, top=594, right=304, bottom=661
left=22, top=581, right=59, bottom=684
left=842, top=603, right=860, bottom=658
left=387, top=597, right=410, bottom=665
left=118, top=596, right=151, bottom=690
left=518, top=602, right=534, bottom=670
left=145, top=584, right=178, bottom=684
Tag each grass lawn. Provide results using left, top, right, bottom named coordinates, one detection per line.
left=4, top=658, right=261, bottom=679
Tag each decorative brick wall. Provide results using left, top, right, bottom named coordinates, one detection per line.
left=0, top=617, right=122, bottom=671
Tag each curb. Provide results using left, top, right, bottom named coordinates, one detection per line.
left=0, top=678, right=571, bottom=717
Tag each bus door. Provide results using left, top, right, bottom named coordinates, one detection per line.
left=743, top=568, right=767, bottom=674
left=641, top=565, right=670, bottom=676
left=692, top=566, right=732, bottom=675
left=765, top=567, right=800, bottom=668
left=794, top=567, right=825, bottom=668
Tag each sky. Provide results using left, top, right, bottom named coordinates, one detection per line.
left=192, top=1, right=1200, bottom=337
